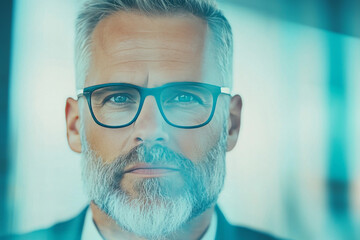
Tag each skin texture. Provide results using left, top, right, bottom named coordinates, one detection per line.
left=65, top=11, right=242, bottom=240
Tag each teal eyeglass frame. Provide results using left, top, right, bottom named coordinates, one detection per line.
left=77, top=82, right=231, bottom=129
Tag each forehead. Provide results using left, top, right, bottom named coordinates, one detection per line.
left=94, top=11, right=207, bottom=51
left=86, top=11, right=219, bottom=87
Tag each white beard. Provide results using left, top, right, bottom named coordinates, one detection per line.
left=80, top=126, right=227, bottom=239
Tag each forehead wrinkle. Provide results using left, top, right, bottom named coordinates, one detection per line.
left=95, top=43, right=198, bottom=71
left=93, top=36, right=199, bottom=66
left=111, top=46, right=187, bottom=55
left=104, top=38, right=199, bottom=57
left=108, top=59, right=190, bottom=65
left=99, top=31, right=199, bottom=49
left=111, top=48, right=191, bottom=62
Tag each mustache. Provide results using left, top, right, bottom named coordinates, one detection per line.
left=107, top=144, right=196, bottom=178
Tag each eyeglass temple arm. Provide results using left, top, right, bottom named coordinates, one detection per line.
left=76, top=89, right=84, bottom=99
left=221, top=87, right=231, bottom=95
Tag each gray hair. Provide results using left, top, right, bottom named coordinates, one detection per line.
left=75, top=0, right=233, bottom=90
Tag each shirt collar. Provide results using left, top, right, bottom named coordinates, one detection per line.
left=81, top=207, right=217, bottom=240
left=81, top=207, right=103, bottom=240
left=201, top=210, right=217, bottom=240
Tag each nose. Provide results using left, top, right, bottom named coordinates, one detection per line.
left=132, top=96, right=169, bottom=144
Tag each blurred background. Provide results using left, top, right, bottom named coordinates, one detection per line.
left=1, top=0, right=359, bottom=239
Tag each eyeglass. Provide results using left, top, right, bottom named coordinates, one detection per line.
left=77, top=82, right=231, bottom=129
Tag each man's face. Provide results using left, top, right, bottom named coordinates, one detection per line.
left=66, top=11, right=241, bottom=238
left=83, top=12, right=225, bottom=193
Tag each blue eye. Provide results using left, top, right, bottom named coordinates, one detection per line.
left=169, top=93, right=204, bottom=106
left=174, top=94, right=194, bottom=103
left=110, top=95, right=129, bottom=103
left=103, top=93, right=137, bottom=106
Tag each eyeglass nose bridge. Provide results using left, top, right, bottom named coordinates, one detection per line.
left=134, top=86, right=171, bottom=127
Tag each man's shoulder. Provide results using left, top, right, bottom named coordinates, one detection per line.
left=1, top=208, right=87, bottom=240
left=2, top=206, right=287, bottom=240
left=215, top=206, right=286, bottom=240
left=219, top=224, right=283, bottom=240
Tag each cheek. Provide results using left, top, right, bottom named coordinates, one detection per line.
left=173, top=119, right=222, bottom=162
left=84, top=115, right=133, bottom=163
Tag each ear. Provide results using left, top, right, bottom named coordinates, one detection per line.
left=226, top=94, right=242, bottom=151
left=65, top=97, right=82, bottom=153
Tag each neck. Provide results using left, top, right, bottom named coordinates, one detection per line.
left=90, top=202, right=215, bottom=240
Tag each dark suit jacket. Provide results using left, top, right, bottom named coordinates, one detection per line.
left=1, top=206, right=284, bottom=240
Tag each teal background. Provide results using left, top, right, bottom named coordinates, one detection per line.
left=3, top=0, right=360, bottom=239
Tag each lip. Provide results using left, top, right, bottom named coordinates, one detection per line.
left=123, top=163, right=180, bottom=177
